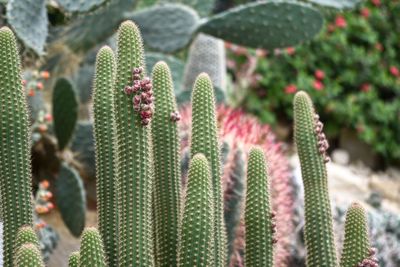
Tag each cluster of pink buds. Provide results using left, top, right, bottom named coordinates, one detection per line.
left=314, top=114, right=330, bottom=163
left=357, top=248, right=379, bottom=267
left=170, top=111, right=181, bottom=122
left=271, top=211, right=278, bottom=244
left=123, top=67, right=154, bottom=126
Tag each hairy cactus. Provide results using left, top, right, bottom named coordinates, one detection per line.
left=93, top=46, right=118, bottom=267
left=113, top=21, right=154, bottom=266
left=245, top=147, right=275, bottom=266
left=68, top=252, right=79, bottom=267
left=78, top=227, right=106, bottom=267
left=13, top=243, right=44, bottom=267
left=340, top=203, right=373, bottom=267
left=151, top=61, right=181, bottom=266
left=190, top=73, right=227, bottom=266
left=14, top=226, right=39, bottom=256
left=0, top=26, right=33, bottom=267
left=293, top=91, right=337, bottom=267
left=177, top=154, right=214, bottom=267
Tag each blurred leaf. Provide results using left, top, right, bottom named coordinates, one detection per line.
left=56, top=0, right=109, bottom=13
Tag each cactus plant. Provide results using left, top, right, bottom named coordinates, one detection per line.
left=13, top=243, right=44, bottom=267
left=0, top=26, right=33, bottom=267
left=293, top=91, right=337, bottom=267
left=14, top=226, right=39, bottom=256
left=93, top=46, right=118, bottom=267
left=56, top=0, right=108, bottom=13
left=68, top=251, right=79, bottom=267
left=190, top=73, right=227, bottom=266
left=177, top=154, right=215, bottom=267
left=78, top=228, right=107, bottom=267
left=340, top=203, right=372, bottom=267
left=245, top=147, right=275, bottom=267
left=151, top=61, right=181, bottom=266
left=113, top=21, right=154, bottom=266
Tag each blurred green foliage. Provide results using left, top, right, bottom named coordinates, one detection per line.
left=235, top=0, right=400, bottom=163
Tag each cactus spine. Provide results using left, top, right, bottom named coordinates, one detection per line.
left=178, top=154, right=214, bottom=267
left=68, top=252, right=80, bottom=267
left=190, top=73, right=227, bottom=266
left=340, top=203, right=371, bottom=267
left=293, top=91, right=337, bottom=267
left=245, top=147, right=274, bottom=267
left=78, top=227, right=106, bottom=267
left=151, top=61, right=181, bottom=266
left=14, top=226, right=39, bottom=255
left=13, top=244, right=44, bottom=267
left=114, top=21, right=154, bottom=266
left=93, top=46, right=118, bottom=267
left=0, top=27, right=33, bottom=267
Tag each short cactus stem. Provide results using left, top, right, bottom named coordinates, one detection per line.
left=14, top=226, right=40, bottom=255
left=244, top=147, right=274, bottom=267
left=68, top=252, right=80, bottom=267
left=78, top=227, right=106, bottom=267
left=13, top=243, right=44, bottom=267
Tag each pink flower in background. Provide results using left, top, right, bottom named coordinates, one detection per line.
left=361, top=83, right=371, bottom=92
left=313, top=80, right=324, bottom=91
left=390, top=66, right=399, bottom=77
left=361, top=8, right=370, bottom=18
left=375, top=42, right=383, bottom=52
left=335, top=16, right=347, bottom=28
left=284, top=84, right=297, bottom=94
left=286, top=47, right=296, bottom=55
left=372, top=0, right=381, bottom=6
left=315, top=69, right=325, bottom=80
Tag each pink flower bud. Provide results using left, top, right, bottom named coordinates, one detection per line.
left=124, top=86, right=132, bottom=94
left=133, top=95, right=141, bottom=105
left=141, top=118, right=150, bottom=126
left=133, top=74, right=141, bottom=80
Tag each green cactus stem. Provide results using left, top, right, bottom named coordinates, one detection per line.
left=245, top=147, right=274, bottom=267
left=151, top=61, right=181, bottom=267
left=0, top=26, right=33, bottom=267
left=78, top=227, right=106, bottom=267
left=190, top=73, right=227, bottom=266
left=114, top=20, right=154, bottom=267
left=68, top=251, right=80, bottom=267
left=13, top=244, right=44, bottom=267
left=14, top=226, right=40, bottom=255
left=93, top=45, right=118, bottom=267
left=340, top=203, right=372, bottom=267
left=178, top=154, right=214, bottom=267
left=293, top=91, right=337, bottom=267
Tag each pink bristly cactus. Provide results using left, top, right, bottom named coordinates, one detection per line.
left=179, top=104, right=294, bottom=267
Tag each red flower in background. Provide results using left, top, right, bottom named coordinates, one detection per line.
left=390, top=66, right=399, bottom=77
left=315, top=69, right=325, bottom=80
left=361, top=83, right=371, bottom=92
left=284, top=84, right=297, bottom=94
left=286, top=47, right=296, bottom=55
left=335, top=16, right=347, bottom=28
left=372, top=0, right=381, bottom=6
left=361, top=8, right=370, bottom=18
left=313, top=80, right=324, bottom=91
left=375, top=42, right=383, bottom=52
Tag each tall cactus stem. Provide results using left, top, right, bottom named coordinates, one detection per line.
left=93, top=45, right=118, bottom=267
left=178, top=154, right=214, bottom=267
left=114, top=20, right=154, bottom=267
left=0, top=26, right=33, bottom=267
left=244, top=147, right=274, bottom=266
left=293, top=91, right=337, bottom=267
left=151, top=61, right=181, bottom=266
left=190, top=73, right=227, bottom=266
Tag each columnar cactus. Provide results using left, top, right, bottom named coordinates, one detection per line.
left=14, top=226, right=39, bottom=255
left=68, top=251, right=80, bottom=267
left=190, top=73, right=227, bottom=266
left=293, top=91, right=337, bottom=267
left=78, top=227, right=106, bottom=267
left=0, top=27, right=33, bottom=267
left=93, top=46, right=118, bottom=267
left=13, top=244, right=44, bottom=267
left=245, top=147, right=275, bottom=267
left=178, top=154, right=214, bottom=267
left=113, top=21, right=154, bottom=266
left=340, top=203, right=373, bottom=267
left=151, top=61, right=181, bottom=266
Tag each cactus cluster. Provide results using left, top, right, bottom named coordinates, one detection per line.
left=0, top=21, right=379, bottom=267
